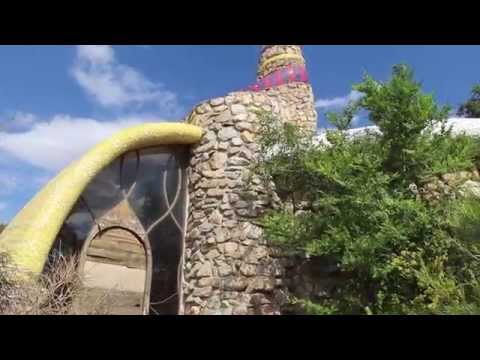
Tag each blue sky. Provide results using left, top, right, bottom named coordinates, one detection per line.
left=1, top=45, right=480, bottom=222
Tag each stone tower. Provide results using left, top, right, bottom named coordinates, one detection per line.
left=257, top=45, right=307, bottom=79
left=253, top=45, right=318, bottom=133
left=183, top=46, right=317, bottom=315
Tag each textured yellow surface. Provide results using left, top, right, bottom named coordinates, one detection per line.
left=0, top=123, right=202, bottom=276
left=258, top=54, right=305, bottom=74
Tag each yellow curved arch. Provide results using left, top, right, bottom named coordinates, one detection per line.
left=0, top=123, right=203, bottom=276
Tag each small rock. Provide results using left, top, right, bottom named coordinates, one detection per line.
left=246, top=277, right=276, bottom=293
left=240, top=264, right=257, bottom=277
left=196, top=142, right=216, bottom=153
left=214, top=228, right=228, bottom=243
left=192, top=286, right=213, bottom=297
left=218, top=127, right=238, bottom=141
left=199, top=222, right=214, bottom=233
left=235, top=122, right=253, bottom=132
left=209, top=210, right=223, bottom=225
left=224, top=242, right=239, bottom=256
left=250, top=294, right=271, bottom=306
left=218, top=263, right=234, bottom=277
left=202, top=169, right=224, bottom=178
left=235, top=201, right=249, bottom=209
left=209, top=152, right=228, bottom=170
left=218, top=142, right=229, bottom=150
left=196, top=262, right=213, bottom=278
left=459, top=180, right=480, bottom=198
left=241, top=131, right=255, bottom=143
left=195, top=103, right=212, bottom=115
left=228, top=147, right=241, bottom=156
left=210, top=97, right=225, bottom=106
left=207, top=189, right=223, bottom=198
left=231, top=137, right=243, bottom=146
left=206, top=237, right=216, bottom=244
left=231, top=104, right=247, bottom=115
left=223, top=278, right=248, bottom=291
left=213, top=105, right=228, bottom=112
left=233, top=113, right=248, bottom=121
left=228, top=157, right=250, bottom=166
left=205, top=249, right=221, bottom=260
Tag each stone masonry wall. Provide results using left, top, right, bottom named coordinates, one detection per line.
left=264, top=83, right=317, bottom=133
left=183, top=92, right=291, bottom=315
left=182, top=45, right=318, bottom=315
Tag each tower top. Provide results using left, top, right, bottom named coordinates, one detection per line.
left=257, top=45, right=306, bottom=79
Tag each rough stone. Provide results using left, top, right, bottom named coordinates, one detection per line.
left=233, top=113, right=248, bottom=122
left=235, top=122, right=253, bottom=132
left=223, top=278, right=248, bottom=291
left=241, top=131, right=255, bottom=143
left=231, top=104, right=247, bottom=115
left=217, top=263, right=234, bottom=277
left=192, top=286, right=213, bottom=297
left=196, top=142, right=216, bottom=153
left=199, top=222, right=214, bottom=233
left=206, top=189, right=223, bottom=198
left=246, top=277, right=276, bottom=293
left=224, top=242, right=239, bottom=256
left=459, top=180, right=480, bottom=198
left=196, top=262, right=213, bottom=278
left=209, top=152, right=228, bottom=170
left=231, top=137, right=243, bottom=146
left=240, top=264, right=257, bottom=277
left=210, top=97, right=225, bottom=106
left=214, top=228, right=228, bottom=243
left=228, top=157, right=250, bottom=166
left=206, top=237, right=216, bottom=245
left=218, top=127, right=238, bottom=141
left=218, top=142, right=229, bottom=150
left=250, top=294, right=272, bottom=306
left=228, top=147, right=241, bottom=156
left=206, top=249, right=221, bottom=260
left=245, top=246, right=269, bottom=264
left=209, top=210, right=223, bottom=225
left=202, top=169, right=224, bottom=178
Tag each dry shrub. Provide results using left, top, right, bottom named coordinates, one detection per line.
left=0, top=252, right=117, bottom=315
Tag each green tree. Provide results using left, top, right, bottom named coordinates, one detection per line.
left=254, top=64, right=480, bottom=314
left=0, top=224, right=5, bottom=235
left=458, top=84, right=480, bottom=118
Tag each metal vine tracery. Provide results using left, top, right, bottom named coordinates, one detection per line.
left=56, top=145, right=189, bottom=315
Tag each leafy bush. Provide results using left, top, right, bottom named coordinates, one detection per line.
left=254, top=64, right=480, bottom=314
left=458, top=84, right=480, bottom=118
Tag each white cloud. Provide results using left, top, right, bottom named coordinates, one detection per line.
left=315, top=90, right=363, bottom=110
left=71, top=45, right=181, bottom=114
left=0, top=115, right=148, bottom=171
left=76, top=45, right=114, bottom=64
left=0, top=112, right=37, bottom=132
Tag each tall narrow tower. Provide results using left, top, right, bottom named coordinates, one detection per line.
left=254, top=45, right=318, bottom=133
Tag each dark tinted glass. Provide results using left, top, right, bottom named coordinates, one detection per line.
left=53, top=145, right=190, bottom=315
left=82, top=158, right=123, bottom=219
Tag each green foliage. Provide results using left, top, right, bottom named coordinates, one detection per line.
left=0, top=224, right=5, bottom=235
left=254, top=64, right=480, bottom=314
left=458, top=84, right=480, bottom=118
